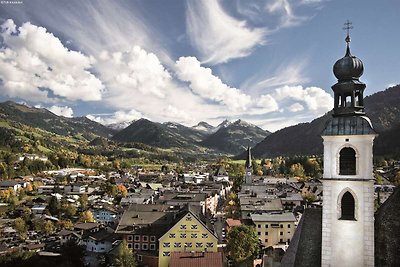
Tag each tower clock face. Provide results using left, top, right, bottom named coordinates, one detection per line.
left=247, top=171, right=251, bottom=175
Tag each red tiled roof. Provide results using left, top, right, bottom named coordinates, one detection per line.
left=169, top=252, right=223, bottom=267
left=226, top=218, right=241, bottom=227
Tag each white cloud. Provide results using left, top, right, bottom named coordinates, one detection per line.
left=48, top=105, right=74, bottom=117
left=98, top=46, right=171, bottom=99
left=186, top=0, right=266, bottom=64
left=288, top=102, right=305, bottom=112
left=0, top=19, right=104, bottom=102
left=242, top=60, right=309, bottom=94
left=265, top=0, right=308, bottom=28
left=164, top=106, right=191, bottom=123
left=250, top=94, right=280, bottom=114
left=274, top=85, right=333, bottom=114
left=175, top=56, right=252, bottom=112
left=86, top=109, right=142, bottom=126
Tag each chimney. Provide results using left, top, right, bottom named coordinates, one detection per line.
left=191, top=251, right=195, bottom=257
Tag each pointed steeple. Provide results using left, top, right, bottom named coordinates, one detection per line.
left=245, top=146, right=252, bottom=169
left=245, top=147, right=253, bottom=184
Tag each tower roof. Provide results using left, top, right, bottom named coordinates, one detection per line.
left=245, top=146, right=252, bottom=168
left=331, top=21, right=367, bottom=117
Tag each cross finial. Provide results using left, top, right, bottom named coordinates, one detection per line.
left=343, top=20, right=353, bottom=44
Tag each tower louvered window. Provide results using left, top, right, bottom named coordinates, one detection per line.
left=339, top=147, right=356, bottom=175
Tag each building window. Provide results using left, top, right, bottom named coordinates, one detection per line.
left=280, top=224, right=283, bottom=228
left=180, top=233, right=186, bottom=238
left=127, top=243, right=132, bottom=249
left=288, top=238, right=291, bottom=243
left=134, top=235, right=140, bottom=242
left=134, top=243, right=140, bottom=250
left=174, top=242, right=181, bottom=248
left=280, top=232, right=283, bottom=236
left=180, top=225, right=187, bottom=230
left=191, top=233, right=198, bottom=238
left=127, top=235, right=133, bottom=241
left=265, top=224, right=268, bottom=228
left=288, top=224, right=291, bottom=228
left=206, top=242, right=214, bottom=248
left=169, top=233, right=176, bottom=238
left=163, top=251, right=170, bottom=257
left=257, top=232, right=261, bottom=236
left=265, top=232, right=268, bottom=236
left=339, top=147, right=356, bottom=175
left=196, top=242, right=203, bottom=248
left=265, top=239, right=268, bottom=243
left=257, top=224, right=261, bottom=228
left=340, top=191, right=355, bottom=220
left=150, top=236, right=156, bottom=242
left=142, top=235, right=148, bottom=242
left=142, top=243, right=148, bottom=250
left=137, top=255, right=143, bottom=262
left=163, top=242, right=170, bottom=248
left=185, top=242, right=192, bottom=248
left=280, top=239, right=283, bottom=243
left=191, top=224, right=198, bottom=230
left=202, top=233, right=208, bottom=238
left=150, top=244, right=156, bottom=250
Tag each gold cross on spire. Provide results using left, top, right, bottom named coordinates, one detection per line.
left=343, top=20, right=353, bottom=43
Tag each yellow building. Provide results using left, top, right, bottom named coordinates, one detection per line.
left=158, top=209, right=218, bottom=267
left=251, top=212, right=296, bottom=248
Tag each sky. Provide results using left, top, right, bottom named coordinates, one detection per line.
left=0, top=0, right=399, bottom=132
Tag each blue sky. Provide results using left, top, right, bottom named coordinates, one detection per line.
left=0, top=0, right=399, bottom=131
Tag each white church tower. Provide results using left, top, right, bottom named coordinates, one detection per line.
left=321, top=22, right=376, bottom=267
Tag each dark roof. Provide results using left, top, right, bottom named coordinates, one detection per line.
left=0, top=180, right=19, bottom=187
left=322, top=116, right=376, bottom=136
left=74, top=222, right=101, bottom=231
left=375, top=186, right=400, bottom=267
left=169, top=252, right=223, bottom=267
left=281, top=208, right=322, bottom=267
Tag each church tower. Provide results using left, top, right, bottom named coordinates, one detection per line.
left=245, top=146, right=252, bottom=184
left=321, top=22, right=376, bottom=267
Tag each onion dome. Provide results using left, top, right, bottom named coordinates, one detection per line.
left=333, top=36, right=364, bottom=81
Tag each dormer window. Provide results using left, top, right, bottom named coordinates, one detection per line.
left=339, top=147, right=356, bottom=175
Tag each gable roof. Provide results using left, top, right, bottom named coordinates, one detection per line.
left=158, top=205, right=217, bottom=241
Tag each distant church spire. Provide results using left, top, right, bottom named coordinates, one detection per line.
left=332, top=20, right=366, bottom=117
left=245, top=146, right=252, bottom=184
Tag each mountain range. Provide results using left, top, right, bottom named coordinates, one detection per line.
left=111, top=118, right=268, bottom=155
left=0, top=101, right=269, bottom=156
left=1, top=83, right=399, bottom=159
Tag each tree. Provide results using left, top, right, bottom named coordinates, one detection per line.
left=116, top=184, right=128, bottom=197
left=289, top=163, right=305, bottom=178
left=79, top=210, right=95, bottom=222
left=227, top=225, right=260, bottom=265
left=57, top=219, right=74, bottom=230
left=14, top=217, right=27, bottom=239
left=113, top=241, right=137, bottom=267
left=48, top=196, right=59, bottom=215
left=79, top=194, right=89, bottom=210
left=42, top=220, right=55, bottom=235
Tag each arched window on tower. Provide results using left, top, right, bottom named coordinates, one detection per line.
left=339, top=147, right=356, bottom=175
left=340, top=191, right=355, bottom=220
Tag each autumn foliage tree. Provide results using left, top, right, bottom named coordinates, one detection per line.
left=227, top=225, right=260, bottom=265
